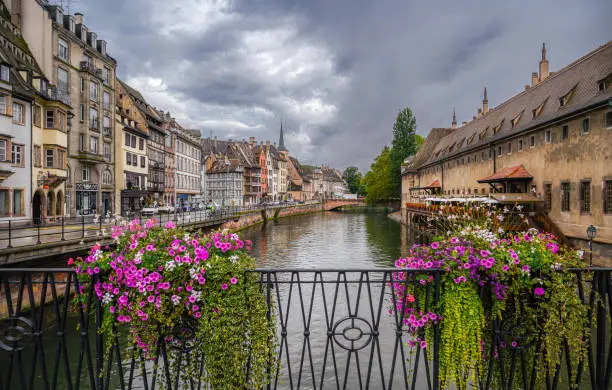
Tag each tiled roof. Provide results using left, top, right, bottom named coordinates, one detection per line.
left=117, top=79, right=147, bottom=105
left=414, top=41, right=612, bottom=168
left=477, top=164, right=533, bottom=183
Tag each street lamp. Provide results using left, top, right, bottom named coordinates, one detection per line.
left=586, top=225, right=597, bottom=267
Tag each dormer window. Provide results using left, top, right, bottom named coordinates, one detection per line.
left=0, top=64, right=9, bottom=82
left=511, top=111, right=522, bottom=128
left=81, top=26, right=88, bottom=42
left=559, top=84, right=578, bottom=108
left=69, top=17, right=75, bottom=33
left=55, top=9, right=63, bottom=25
left=97, top=40, right=107, bottom=56
left=599, top=81, right=607, bottom=92
left=493, top=120, right=504, bottom=134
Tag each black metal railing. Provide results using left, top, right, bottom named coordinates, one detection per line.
left=0, top=203, right=317, bottom=250
left=0, top=268, right=610, bottom=389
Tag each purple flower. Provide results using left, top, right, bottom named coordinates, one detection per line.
left=534, top=287, right=545, bottom=296
left=230, top=277, right=238, bottom=285
left=420, top=341, right=427, bottom=349
left=430, top=242, right=440, bottom=250
left=221, top=283, right=228, bottom=290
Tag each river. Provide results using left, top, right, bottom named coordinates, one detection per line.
left=243, top=211, right=409, bottom=269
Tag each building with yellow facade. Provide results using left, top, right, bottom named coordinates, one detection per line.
left=402, top=41, right=612, bottom=257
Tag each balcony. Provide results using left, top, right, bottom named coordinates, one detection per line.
left=73, top=150, right=105, bottom=164
left=43, top=128, right=68, bottom=146
left=79, top=61, right=104, bottom=80
left=103, top=127, right=112, bottom=137
left=89, top=119, right=99, bottom=131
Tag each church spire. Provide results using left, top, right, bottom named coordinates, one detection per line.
left=451, top=108, right=457, bottom=129
left=278, top=120, right=288, bottom=152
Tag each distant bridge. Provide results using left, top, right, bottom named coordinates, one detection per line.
left=323, top=199, right=400, bottom=211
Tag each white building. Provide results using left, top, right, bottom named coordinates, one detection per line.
left=205, top=159, right=243, bottom=207
left=175, top=130, right=201, bottom=207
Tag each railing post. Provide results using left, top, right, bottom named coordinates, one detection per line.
left=96, top=273, right=104, bottom=390
left=99, top=215, right=102, bottom=235
left=82, top=215, right=85, bottom=238
left=7, top=220, right=12, bottom=248
left=595, top=270, right=607, bottom=389
left=61, top=217, right=65, bottom=241
left=37, top=221, right=41, bottom=244
left=433, top=270, right=441, bottom=390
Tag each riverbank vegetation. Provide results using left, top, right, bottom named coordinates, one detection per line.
left=361, top=107, right=423, bottom=204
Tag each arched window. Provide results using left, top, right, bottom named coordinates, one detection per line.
left=66, top=165, right=71, bottom=184
left=103, top=170, right=112, bottom=185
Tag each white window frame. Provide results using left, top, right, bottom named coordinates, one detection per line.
left=0, top=65, right=9, bottom=82
left=90, top=136, right=98, bottom=154
left=545, top=129, right=552, bottom=143
left=45, top=148, right=54, bottom=168
left=11, top=144, right=24, bottom=165
left=58, top=38, right=69, bottom=61
left=0, top=139, right=6, bottom=161
left=12, top=102, right=24, bottom=125
left=82, top=166, right=90, bottom=181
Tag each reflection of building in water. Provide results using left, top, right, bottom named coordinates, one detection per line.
left=400, top=224, right=410, bottom=259
left=257, top=227, right=268, bottom=265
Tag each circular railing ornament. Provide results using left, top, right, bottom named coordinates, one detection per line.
left=0, top=317, right=34, bottom=352
left=167, top=316, right=199, bottom=352
left=331, top=317, right=374, bottom=352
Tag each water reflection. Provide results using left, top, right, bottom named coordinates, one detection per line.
left=241, top=212, right=407, bottom=269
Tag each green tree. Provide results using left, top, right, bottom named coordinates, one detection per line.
left=390, top=107, right=420, bottom=196
left=363, top=146, right=394, bottom=204
left=342, top=166, right=363, bottom=194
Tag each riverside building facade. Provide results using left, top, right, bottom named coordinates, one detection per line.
left=402, top=42, right=612, bottom=257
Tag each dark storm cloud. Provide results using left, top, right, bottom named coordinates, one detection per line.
left=74, top=0, right=611, bottom=171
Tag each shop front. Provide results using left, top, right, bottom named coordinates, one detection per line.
left=76, top=183, right=98, bottom=216
left=120, top=190, right=148, bottom=216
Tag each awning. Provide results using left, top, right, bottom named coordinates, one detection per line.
left=423, top=179, right=441, bottom=189
left=477, top=165, right=533, bottom=184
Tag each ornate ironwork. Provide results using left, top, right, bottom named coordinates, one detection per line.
left=0, top=268, right=610, bottom=390
left=0, top=316, right=34, bottom=352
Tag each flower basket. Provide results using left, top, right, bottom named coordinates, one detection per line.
left=70, top=219, right=276, bottom=388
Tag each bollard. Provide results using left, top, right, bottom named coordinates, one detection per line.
left=82, top=216, right=85, bottom=238
left=37, top=221, right=41, bottom=244
left=61, top=217, right=65, bottom=241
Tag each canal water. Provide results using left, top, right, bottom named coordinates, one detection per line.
left=3, top=211, right=428, bottom=389
left=242, top=211, right=409, bottom=269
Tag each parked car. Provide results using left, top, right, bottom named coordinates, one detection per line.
left=141, top=206, right=159, bottom=216
left=159, top=205, right=175, bottom=213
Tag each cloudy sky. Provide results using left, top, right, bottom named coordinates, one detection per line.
left=68, top=0, right=610, bottom=171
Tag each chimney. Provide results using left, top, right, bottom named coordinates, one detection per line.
left=531, top=72, right=539, bottom=86
left=451, top=108, right=457, bottom=129
left=462, top=121, right=468, bottom=126
left=477, top=108, right=483, bottom=118
left=249, top=136, right=255, bottom=146
left=539, top=43, right=549, bottom=81
left=524, top=84, right=530, bottom=91
left=273, top=142, right=277, bottom=148
left=214, top=136, right=217, bottom=149
left=482, top=87, right=488, bottom=114
left=74, top=12, right=83, bottom=24
left=472, top=116, right=477, bottom=121
left=265, top=140, right=270, bottom=148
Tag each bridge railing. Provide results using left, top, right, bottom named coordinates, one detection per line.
left=0, top=268, right=610, bottom=390
left=0, top=203, right=320, bottom=251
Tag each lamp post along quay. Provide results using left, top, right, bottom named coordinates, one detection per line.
left=587, top=225, right=597, bottom=267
